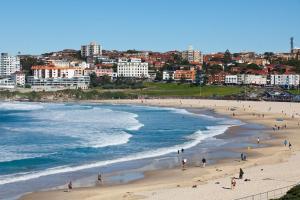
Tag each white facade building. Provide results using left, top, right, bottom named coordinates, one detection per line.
left=243, top=75, right=267, bottom=85
left=270, top=74, right=300, bottom=86
left=0, top=77, right=15, bottom=89
left=81, top=42, right=102, bottom=58
left=117, top=58, right=149, bottom=78
left=163, top=71, right=175, bottom=81
left=11, top=72, right=26, bottom=86
left=29, top=65, right=89, bottom=90
left=225, top=75, right=238, bottom=84
left=0, top=53, right=21, bottom=77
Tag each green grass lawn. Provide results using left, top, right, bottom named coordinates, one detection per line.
left=135, top=82, right=244, bottom=97
left=288, top=89, right=300, bottom=95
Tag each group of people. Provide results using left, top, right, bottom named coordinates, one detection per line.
left=284, top=139, right=292, bottom=150
left=272, top=124, right=287, bottom=132
left=231, top=168, right=245, bottom=190
left=66, top=172, right=103, bottom=192
left=240, top=153, right=247, bottom=161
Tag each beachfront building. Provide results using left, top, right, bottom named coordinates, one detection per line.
left=243, top=74, right=267, bottom=85
left=0, top=77, right=15, bottom=89
left=28, top=65, right=90, bottom=90
left=11, top=71, right=26, bottom=86
left=81, top=42, right=102, bottom=58
left=162, top=71, right=175, bottom=81
left=174, top=68, right=196, bottom=82
left=225, top=75, right=238, bottom=84
left=182, top=46, right=202, bottom=64
left=207, top=72, right=227, bottom=85
left=270, top=74, right=300, bottom=86
left=117, top=58, right=149, bottom=78
left=0, top=53, right=21, bottom=77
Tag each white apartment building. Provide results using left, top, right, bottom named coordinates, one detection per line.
left=0, top=77, right=15, bottom=89
left=163, top=71, right=175, bottom=81
left=225, top=75, right=238, bottom=84
left=117, top=58, right=149, bottom=78
left=28, top=65, right=89, bottom=90
left=182, top=46, right=202, bottom=63
left=81, top=42, right=102, bottom=58
left=270, top=74, right=300, bottom=86
left=243, top=74, right=267, bottom=85
left=32, top=66, right=84, bottom=79
left=0, top=53, right=21, bottom=76
left=11, top=72, right=25, bottom=86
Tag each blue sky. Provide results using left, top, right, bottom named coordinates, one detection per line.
left=1, top=0, right=299, bottom=54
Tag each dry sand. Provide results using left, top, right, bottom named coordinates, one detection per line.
left=21, top=99, right=300, bottom=200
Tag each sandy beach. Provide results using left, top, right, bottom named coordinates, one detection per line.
left=21, top=99, right=300, bottom=200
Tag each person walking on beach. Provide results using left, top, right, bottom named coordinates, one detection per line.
left=241, top=153, right=244, bottom=161
left=257, top=137, right=260, bottom=144
left=68, top=181, right=72, bottom=192
left=181, top=148, right=184, bottom=153
left=98, top=173, right=102, bottom=183
left=231, top=178, right=236, bottom=190
left=239, top=168, right=244, bottom=179
left=284, top=140, right=288, bottom=147
left=182, top=158, right=187, bottom=170
left=289, top=142, right=292, bottom=150
left=202, top=158, right=206, bottom=168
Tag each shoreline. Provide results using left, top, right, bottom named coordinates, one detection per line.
left=19, top=99, right=300, bottom=200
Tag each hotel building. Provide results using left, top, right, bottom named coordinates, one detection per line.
left=117, top=58, right=149, bottom=78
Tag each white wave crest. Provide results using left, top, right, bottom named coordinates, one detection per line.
left=0, top=125, right=230, bottom=185
left=0, top=102, right=44, bottom=111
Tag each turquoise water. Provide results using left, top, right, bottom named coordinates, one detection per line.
left=0, top=102, right=241, bottom=199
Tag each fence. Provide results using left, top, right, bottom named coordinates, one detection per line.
left=234, top=183, right=298, bottom=200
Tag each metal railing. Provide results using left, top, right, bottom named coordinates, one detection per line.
left=234, top=183, right=298, bottom=200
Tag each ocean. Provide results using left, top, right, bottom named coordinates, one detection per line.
left=0, top=102, right=243, bottom=199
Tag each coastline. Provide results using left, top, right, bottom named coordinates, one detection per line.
left=20, top=99, right=300, bottom=200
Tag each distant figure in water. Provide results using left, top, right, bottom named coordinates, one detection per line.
left=239, top=168, right=244, bottom=179
left=202, top=158, right=206, bottom=167
left=257, top=137, right=260, bottom=144
left=289, top=142, right=292, bottom=150
left=177, top=150, right=180, bottom=154
left=284, top=140, right=288, bottom=147
left=182, top=158, right=187, bottom=170
left=98, top=173, right=102, bottom=183
left=181, top=148, right=184, bottom=153
left=68, top=181, right=72, bottom=192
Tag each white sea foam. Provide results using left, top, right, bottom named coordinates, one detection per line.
left=0, top=124, right=231, bottom=185
left=0, top=102, right=44, bottom=111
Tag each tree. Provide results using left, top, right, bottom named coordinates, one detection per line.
left=155, top=71, right=163, bottom=81
left=223, top=49, right=232, bottom=64
left=20, top=57, right=45, bottom=76
left=89, top=72, right=98, bottom=87
left=247, top=63, right=261, bottom=70
left=208, top=64, right=223, bottom=75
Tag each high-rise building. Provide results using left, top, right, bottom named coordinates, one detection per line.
left=182, top=45, right=202, bottom=63
left=0, top=53, right=21, bottom=77
left=81, top=42, right=102, bottom=58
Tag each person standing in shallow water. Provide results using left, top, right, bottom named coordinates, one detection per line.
left=202, top=158, right=206, bottom=167
left=257, top=137, right=260, bottom=144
